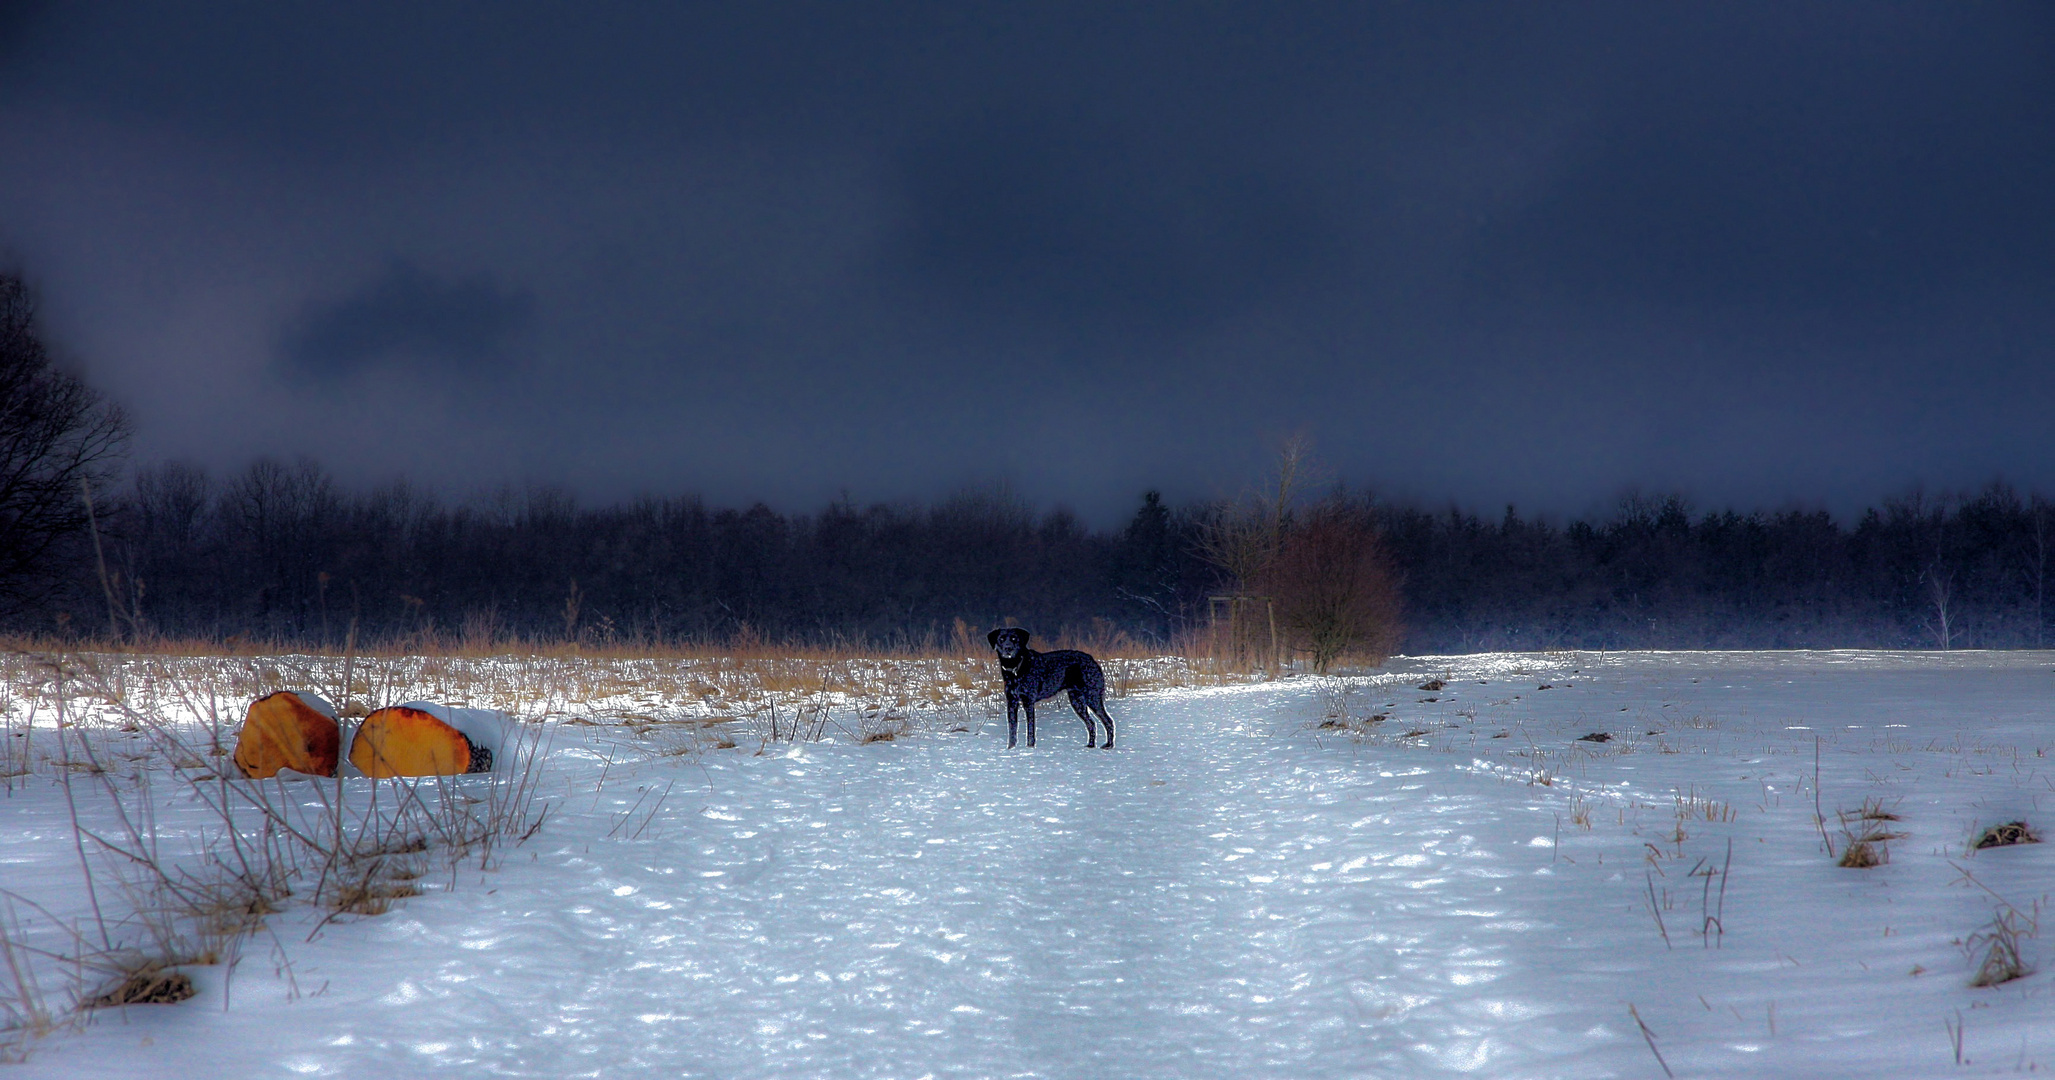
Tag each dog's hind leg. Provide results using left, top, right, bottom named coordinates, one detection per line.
left=1085, top=681, right=1117, bottom=751
left=1077, top=663, right=1115, bottom=749
left=1087, top=689, right=1114, bottom=749
left=1067, top=688, right=1098, bottom=748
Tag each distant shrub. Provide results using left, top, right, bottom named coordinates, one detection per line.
left=1261, top=497, right=1403, bottom=673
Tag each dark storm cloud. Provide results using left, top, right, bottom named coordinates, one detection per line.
left=1464, top=7, right=2055, bottom=317
left=0, top=2, right=2052, bottom=521
left=892, top=103, right=1340, bottom=332
left=0, top=0, right=47, bottom=60
left=280, top=262, right=532, bottom=380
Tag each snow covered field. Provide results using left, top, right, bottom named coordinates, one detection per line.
left=3, top=650, right=2052, bottom=1078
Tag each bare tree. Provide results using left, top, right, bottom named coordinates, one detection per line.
left=0, top=273, right=129, bottom=617
left=1920, top=491, right=1962, bottom=649
left=221, top=457, right=342, bottom=634
left=1262, top=496, right=1403, bottom=672
left=1193, top=435, right=1316, bottom=672
left=1195, top=433, right=1312, bottom=593
left=1923, top=564, right=1955, bottom=650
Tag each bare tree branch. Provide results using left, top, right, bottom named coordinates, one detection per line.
left=0, top=274, right=131, bottom=617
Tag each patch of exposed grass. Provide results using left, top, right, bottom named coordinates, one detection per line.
left=1677, top=787, right=1736, bottom=824
left=1973, top=820, right=2039, bottom=850
left=1836, top=799, right=1908, bottom=868
left=88, top=964, right=195, bottom=1008
left=1968, top=909, right=2035, bottom=987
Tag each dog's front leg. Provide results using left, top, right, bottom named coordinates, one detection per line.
left=1024, top=698, right=1036, bottom=747
left=1006, top=693, right=1020, bottom=749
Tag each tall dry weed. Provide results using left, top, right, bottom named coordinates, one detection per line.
left=0, top=648, right=551, bottom=1058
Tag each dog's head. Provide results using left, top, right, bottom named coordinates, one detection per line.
left=986, top=627, right=1030, bottom=661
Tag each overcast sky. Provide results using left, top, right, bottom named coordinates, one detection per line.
left=2, top=2, right=2051, bottom=524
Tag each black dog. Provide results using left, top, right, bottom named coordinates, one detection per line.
left=987, top=628, right=1115, bottom=749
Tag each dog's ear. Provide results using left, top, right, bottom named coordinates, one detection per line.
left=986, top=628, right=1003, bottom=648
left=1015, top=630, right=1031, bottom=648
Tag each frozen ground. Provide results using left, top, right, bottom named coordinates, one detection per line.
left=3, top=650, right=2052, bottom=1077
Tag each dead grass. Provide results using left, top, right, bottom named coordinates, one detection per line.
left=88, top=964, right=195, bottom=1008
left=1950, top=863, right=2041, bottom=988
left=0, top=647, right=554, bottom=1059
left=1677, top=787, right=1736, bottom=824
left=0, top=620, right=1181, bottom=665
left=328, top=874, right=423, bottom=918
left=1836, top=798, right=1908, bottom=868
left=0, top=903, right=57, bottom=1061
left=1973, top=820, right=2040, bottom=850
left=0, top=631, right=1248, bottom=766
left=1968, top=908, right=2034, bottom=987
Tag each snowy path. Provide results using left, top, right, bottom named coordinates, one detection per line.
left=17, top=684, right=1615, bottom=1079
left=318, top=688, right=1621, bottom=1079
left=10, top=652, right=2055, bottom=1078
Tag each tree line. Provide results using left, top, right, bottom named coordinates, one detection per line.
left=1380, top=489, right=2053, bottom=651
left=11, top=456, right=2049, bottom=655
left=4, top=271, right=2052, bottom=654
